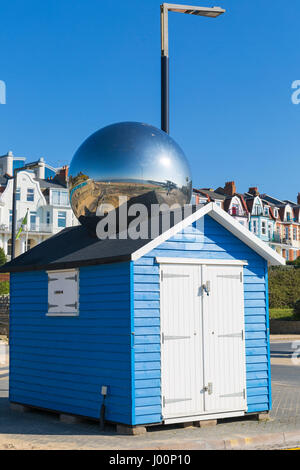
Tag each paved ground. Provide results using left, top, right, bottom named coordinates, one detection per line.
left=0, top=338, right=299, bottom=450
left=270, top=339, right=300, bottom=423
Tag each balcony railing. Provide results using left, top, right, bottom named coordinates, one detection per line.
left=28, top=223, right=53, bottom=233
left=270, top=233, right=281, bottom=243
left=0, top=223, right=53, bottom=234
left=228, top=208, right=248, bottom=217
left=270, top=235, right=295, bottom=246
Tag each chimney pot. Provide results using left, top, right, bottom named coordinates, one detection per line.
left=224, top=181, right=236, bottom=196
left=248, top=187, right=259, bottom=196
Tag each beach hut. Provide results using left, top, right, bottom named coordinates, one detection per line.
left=2, top=202, right=285, bottom=432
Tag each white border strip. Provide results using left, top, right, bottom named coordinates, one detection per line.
left=156, top=257, right=248, bottom=266
left=163, top=410, right=245, bottom=425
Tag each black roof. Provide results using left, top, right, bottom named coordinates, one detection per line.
left=1, top=206, right=200, bottom=273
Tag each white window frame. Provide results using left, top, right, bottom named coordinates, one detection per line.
left=27, top=188, right=34, bottom=202
left=46, top=269, right=79, bottom=317
left=57, top=211, right=67, bottom=228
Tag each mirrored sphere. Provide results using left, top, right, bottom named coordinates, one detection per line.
left=68, top=122, right=192, bottom=226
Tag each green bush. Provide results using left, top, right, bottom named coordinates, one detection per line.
left=269, top=266, right=300, bottom=309
left=294, top=299, right=300, bottom=319
left=287, top=256, right=300, bottom=266
left=0, top=281, right=9, bottom=295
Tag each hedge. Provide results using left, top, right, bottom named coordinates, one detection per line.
left=269, top=266, right=300, bottom=309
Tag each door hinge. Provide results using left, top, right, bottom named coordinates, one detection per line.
left=240, top=272, right=243, bottom=283
left=243, top=388, right=246, bottom=400
left=161, top=332, right=164, bottom=344
left=161, top=270, right=163, bottom=282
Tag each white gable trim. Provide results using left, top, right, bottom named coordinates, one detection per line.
left=131, top=202, right=285, bottom=266
left=156, top=257, right=248, bottom=266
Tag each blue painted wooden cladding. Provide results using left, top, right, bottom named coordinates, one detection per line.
left=132, top=215, right=270, bottom=424
left=9, top=262, right=133, bottom=424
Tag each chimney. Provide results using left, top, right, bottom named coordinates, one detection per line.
left=224, top=181, right=236, bottom=196
left=297, top=193, right=300, bottom=205
left=57, top=165, right=69, bottom=184
left=248, top=186, right=259, bottom=196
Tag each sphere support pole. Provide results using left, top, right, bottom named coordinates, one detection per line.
left=161, top=55, right=169, bottom=134
left=161, top=4, right=169, bottom=134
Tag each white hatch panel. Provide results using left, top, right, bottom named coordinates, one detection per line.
left=47, top=269, right=79, bottom=316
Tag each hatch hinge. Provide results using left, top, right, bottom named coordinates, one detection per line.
left=65, top=274, right=78, bottom=282
left=48, top=303, right=58, bottom=309
left=65, top=302, right=78, bottom=309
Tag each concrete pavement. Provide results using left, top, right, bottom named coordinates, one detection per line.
left=0, top=338, right=299, bottom=450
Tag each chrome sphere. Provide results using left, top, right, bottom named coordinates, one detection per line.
left=68, top=122, right=192, bottom=225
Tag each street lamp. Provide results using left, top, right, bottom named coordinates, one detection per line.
left=161, top=3, right=225, bottom=133
left=11, top=161, right=42, bottom=259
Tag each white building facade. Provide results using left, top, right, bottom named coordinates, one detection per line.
left=0, top=152, right=78, bottom=259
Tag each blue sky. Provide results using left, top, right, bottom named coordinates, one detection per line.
left=0, top=0, right=299, bottom=200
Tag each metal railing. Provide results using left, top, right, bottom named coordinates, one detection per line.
left=0, top=223, right=53, bottom=234
left=228, top=208, right=248, bottom=217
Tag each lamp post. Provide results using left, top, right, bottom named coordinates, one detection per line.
left=160, top=3, right=225, bottom=134
left=11, top=161, right=41, bottom=259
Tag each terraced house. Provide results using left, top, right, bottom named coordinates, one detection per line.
left=261, top=193, right=300, bottom=261
left=193, top=182, right=300, bottom=261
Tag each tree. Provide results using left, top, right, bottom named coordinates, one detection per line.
left=0, top=247, right=7, bottom=267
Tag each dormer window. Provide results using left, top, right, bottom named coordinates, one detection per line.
left=253, top=204, right=262, bottom=216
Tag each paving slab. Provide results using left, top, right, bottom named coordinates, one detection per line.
left=0, top=340, right=299, bottom=450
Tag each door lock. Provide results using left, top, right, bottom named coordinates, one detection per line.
left=204, top=382, right=213, bottom=395
left=202, top=281, right=211, bottom=296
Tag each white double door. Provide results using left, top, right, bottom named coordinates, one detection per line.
left=160, top=261, right=247, bottom=420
